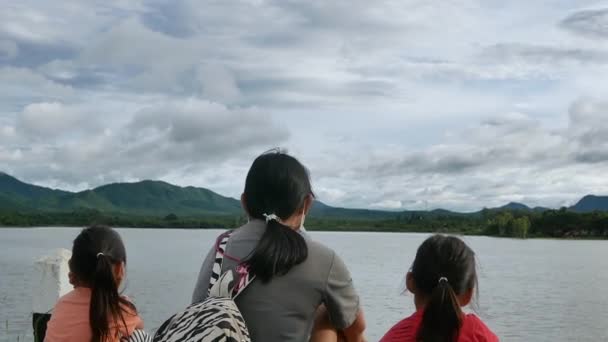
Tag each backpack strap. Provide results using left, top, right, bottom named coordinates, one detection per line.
left=207, top=230, right=256, bottom=298
left=232, top=263, right=255, bottom=298
left=208, top=231, right=232, bottom=295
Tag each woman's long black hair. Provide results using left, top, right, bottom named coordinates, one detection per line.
left=243, top=149, right=313, bottom=283
left=69, top=225, right=136, bottom=342
left=412, top=235, right=477, bottom=342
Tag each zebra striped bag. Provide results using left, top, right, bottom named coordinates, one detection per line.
left=153, top=231, right=254, bottom=342
left=126, top=329, right=153, bottom=342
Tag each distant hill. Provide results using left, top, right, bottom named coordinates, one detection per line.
left=0, top=173, right=399, bottom=219
left=0, top=172, right=71, bottom=210
left=0, top=173, right=241, bottom=217
left=484, top=202, right=549, bottom=213
left=499, top=202, right=531, bottom=211
left=571, top=195, right=608, bottom=213
left=1, top=172, right=605, bottom=219
left=309, top=201, right=397, bottom=220
left=0, top=173, right=406, bottom=219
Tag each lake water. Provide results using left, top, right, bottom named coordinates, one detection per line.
left=1, top=228, right=608, bottom=341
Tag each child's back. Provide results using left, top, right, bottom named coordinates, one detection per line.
left=46, top=287, right=141, bottom=342
left=45, top=225, right=145, bottom=342
left=380, top=235, right=499, bottom=342
left=381, top=310, right=497, bottom=342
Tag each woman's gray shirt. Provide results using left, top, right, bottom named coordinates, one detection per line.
left=192, top=220, right=360, bottom=342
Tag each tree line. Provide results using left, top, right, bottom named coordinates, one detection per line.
left=1, top=207, right=608, bottom=239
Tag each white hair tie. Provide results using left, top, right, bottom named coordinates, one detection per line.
left=263, top=213, right=280, bottom=223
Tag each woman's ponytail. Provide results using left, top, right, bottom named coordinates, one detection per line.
left=242, top=150, right=314, bottom=283
left=246, top=219, right=308, bottom=283
left=417, top=278, right=463, bottom=342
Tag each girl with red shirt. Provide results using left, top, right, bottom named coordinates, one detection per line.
left=380, top=235, right=498, bottom=342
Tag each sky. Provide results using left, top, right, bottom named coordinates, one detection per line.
left=1, top=0, right=608, bottom=212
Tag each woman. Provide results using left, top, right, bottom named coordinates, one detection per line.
left=192, top=150, right=366, bottom=342
left=380, top=235, right=498, bottom=342
left=45, top=225, right=148, bottom=342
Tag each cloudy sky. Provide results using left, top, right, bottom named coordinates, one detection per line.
left=1, top=0, right=608, bottom=212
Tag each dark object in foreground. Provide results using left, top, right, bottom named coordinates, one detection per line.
left=33, top=313, right=51, bottom=342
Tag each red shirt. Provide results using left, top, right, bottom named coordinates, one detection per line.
left=380, top=310, right=499, bottom=342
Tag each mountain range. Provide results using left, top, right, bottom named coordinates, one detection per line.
left=1, top=172, right=607, bottom=219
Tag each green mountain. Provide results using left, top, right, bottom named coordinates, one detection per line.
left=1, top=172, right=604, bottom=220
left=571, top=195, right=608, bottom=213
left=0, top=173, right=241, bottom=217
left=499, top=202, right=531, bottom=211
left=0, top=172, right=71, bottom=210
left=0, top=173, right=402, bottom=219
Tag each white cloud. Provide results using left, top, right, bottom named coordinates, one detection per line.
left=17, top=102, right=95, bottom=138
left=370, top=200, right=403, bottom=210
left=0, top=1, right=606, bottom=211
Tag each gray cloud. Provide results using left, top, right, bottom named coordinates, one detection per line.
left=568, top=99, right=608, bottom=164
left=2, top=98, right=288, bottom=190
left=0, top=67, right=75, bottom=109
left=561, top=8, right=608, bottom=39
left=309, top=99, right=608, bottom=211
left=0, top=40, right=18, bottom=60
left=480, top=43, right=608, bottom=65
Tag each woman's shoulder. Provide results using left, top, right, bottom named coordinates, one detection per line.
left=462, top=313, right=499, bottom=342
left=305, top=238, right=336, bottom=259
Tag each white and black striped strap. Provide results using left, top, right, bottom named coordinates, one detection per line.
left=207, top=231, right=255, bottom=298
left=124, top=329, right=152, bottom=342
left=208, top=231, right=232, bottom=293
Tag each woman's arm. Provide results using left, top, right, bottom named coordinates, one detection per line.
left=341, top=310, right=366, bottom=342
left=310, top=306, right=366, bottom=342
left=321, top=251, right=367, bottom=342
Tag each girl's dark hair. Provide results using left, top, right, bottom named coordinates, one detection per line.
left=243, top=149, right=313, bottom=283
left=412, top=235, right=477, bottom=342
left=69, top=225, right=136, bottom=342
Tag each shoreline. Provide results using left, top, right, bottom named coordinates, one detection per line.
left=2, top=225, right=607, bottom=241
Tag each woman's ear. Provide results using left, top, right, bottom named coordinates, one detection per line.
left=303, top=194, right=314, bottom=215
left=406, top=271, right=416, bottom=294
left=459, top=288, right=474, bottom=307
left=241, top=193, right=249, bottom=215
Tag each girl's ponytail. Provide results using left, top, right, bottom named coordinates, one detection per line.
left=90, top=254, right=126, bottom=342
left=410, top=235, right=477, bottom=342
left=417, top=278, right=463, bottom=342
left=247, top=219, right=308, bottom=283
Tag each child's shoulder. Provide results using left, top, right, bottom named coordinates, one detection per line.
left=462, top=314, right=499, bottom=342
left=379, top=311, right=422, bottom=342
left=56, top=287, right=90, bottom=305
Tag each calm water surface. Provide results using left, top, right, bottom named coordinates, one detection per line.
left=2, top=228, right=608, bottom=341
